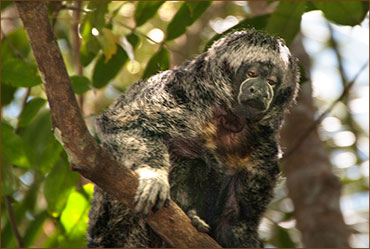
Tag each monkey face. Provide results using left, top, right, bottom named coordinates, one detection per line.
left=208, top=29, right=299, bottom=124
left=231, top=61, right=281, bottom=121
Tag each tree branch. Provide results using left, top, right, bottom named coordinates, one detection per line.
left=15, top=2, right=220, bottom=248
left=5, top=196, right=24, bottom=248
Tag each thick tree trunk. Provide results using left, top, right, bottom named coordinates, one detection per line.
left=280, top=34, right=351, bottom=247
left=15, top=2, right=221, bottom=248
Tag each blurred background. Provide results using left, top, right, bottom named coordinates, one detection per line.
left=1, top=1, right=369, bottom=247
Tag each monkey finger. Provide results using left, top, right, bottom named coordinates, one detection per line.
left=152, top=190, right=168, bottom=212
left=164, top=198, right=170, bottom=208
left=134, top=181, right=154, bottom=214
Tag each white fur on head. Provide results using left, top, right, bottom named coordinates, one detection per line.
left=278, top=39, right=291, bottom=68
left=208, top=29, right=292, bottom=72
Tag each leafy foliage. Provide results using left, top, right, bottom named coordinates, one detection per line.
left=1, top=1, right=368, bottom=247
left=313, top=1, right=369, bottom=26
left=143, top=47, right=170, bottom=79
left=166, top=2, right=211, bottom=41
left=134, top=1, right=164, bottom=27
left=266, top=1, right=307, bottom=45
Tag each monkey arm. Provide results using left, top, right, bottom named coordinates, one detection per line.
left=96, top=116, right=172, bottom=216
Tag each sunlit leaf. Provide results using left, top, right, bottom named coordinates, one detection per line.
left=70, top=75, right=91, bottom=94
left=1, top=58, right=42, bottom=87
left=266, top=1, right=307, bottom=45
left=60, top=189, right=90, bottom=247
left=143, top=47, right=170, bottom=79
left=1, top=122, right=31, bottom=168
left=313, top=1, right=368, bottom=26
left=18, top=98, right=47, bottom=127
left=44, top=158, right=79, bottom=216
left=166, top=1, right=211, bottom=41
left=134, top=1, right=164, bottom=27
left=99, top=28, right=118, bottom=62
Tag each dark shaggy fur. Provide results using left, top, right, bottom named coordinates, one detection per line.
left=87, top=29, right=300, bottom=248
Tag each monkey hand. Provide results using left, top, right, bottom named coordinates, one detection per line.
left=134, top=167, right=171, bottom=215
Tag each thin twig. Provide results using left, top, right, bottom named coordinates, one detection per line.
left=282, top=61, right=369, bottom=161
left=114, top=20, right=160, bottom=44
left=114, top=20, right=187, bottom=58
left=5, top=88, right=32, bottom=247
left=15, top=88, right=31, bottom=133
left=5, top=196, right=24, bottom=248
left=63, top=5, right=92, bottom=13
left=71, top=1, right=84, bottom=109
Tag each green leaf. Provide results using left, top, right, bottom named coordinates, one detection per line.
left=80, top=27, right=100, bottom=67
left=79, top=2, right=110, bottom=66
left=127, top=33, right=140, bottom=48
left=19, top=110, right=63, bottom=173
left=99, top=28, right=118, bottom=62
left=143, top=47, right=170, bottom=79
left=204, top=14, right=270, bottom=51
left=70, top=75, right=91, bottom=94
left=273, top=226, right=296, bottom=248
left=44, top=157, right=79, bottom=217
left=166, top=2, right=211, bottom=41
left=1, top=1, right=14, bottom=11
left=134, top=1, right=164, bottom=27
left=186, top=1, right=212, bottom=25
left=39, top=136, right=63, bottom=174
left=92, top=45, right=128, bottom=88
left=313, top=1, right=368, bottom=26
left=60, top=190, right=90, bottom=235
left=1, top=159, right=18, bottom=195
left=1, top=29, right=31, bottom=61
left=1, top=83, right=17, bottom=106
left=18, top=98, right=47, bottom=127
left=266, top=1, right=307, bottom=45
left=59, top=188, right=91, bottom=247
left=85, top=1, right=110, bottom=32
left=1, top=182, right=41, bottom=248
left=1, top=122, right=31, bottom=168
left=1, top=58, right=42, bottom=87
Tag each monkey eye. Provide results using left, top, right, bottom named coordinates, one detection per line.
left=267, top=79, right=277, bottom=85
left=247, top=70, right=258, bottom=77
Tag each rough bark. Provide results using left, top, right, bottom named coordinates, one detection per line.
left=15, top=2, right=221, bottom=248
left=280, top=34, right=351, bottom=247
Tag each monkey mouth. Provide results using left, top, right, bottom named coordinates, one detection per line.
left=231, top=105, right=265, bottom=123
left=242, top=99, right=268, bottom=111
